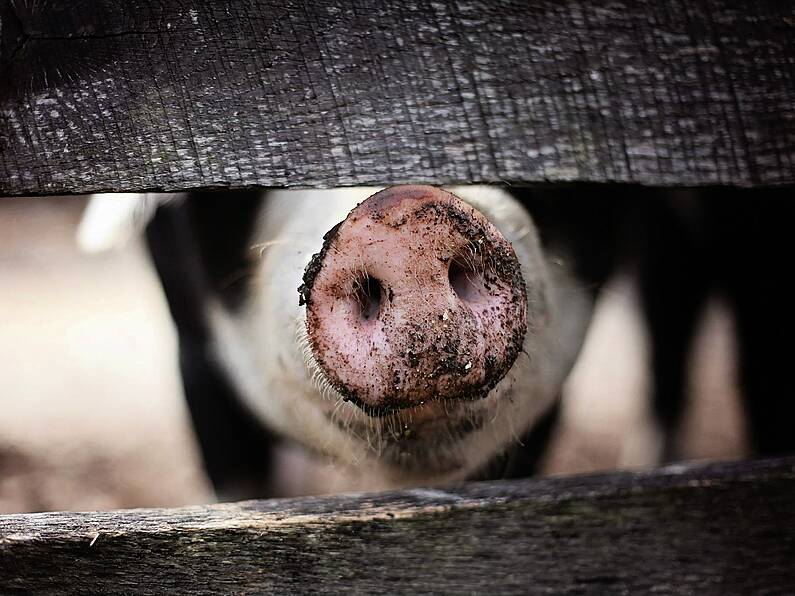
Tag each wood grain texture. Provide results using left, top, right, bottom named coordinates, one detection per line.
left=1, top=457, right=794, bottom=594
left=0, top=0, right=793, bottom=196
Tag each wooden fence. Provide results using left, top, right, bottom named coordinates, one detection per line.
left=1, top=458, right=794, bottom=594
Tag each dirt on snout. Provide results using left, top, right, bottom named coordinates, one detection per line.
left=300, top=186, right=528, bottom=415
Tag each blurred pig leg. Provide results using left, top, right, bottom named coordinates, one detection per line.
left=716, top=192, right=795, bottom=456
left=637, top=195, right=710, bottom=462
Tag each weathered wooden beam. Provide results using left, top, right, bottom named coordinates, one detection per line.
left=1, top=457, right=794, bottom=594
left=0, top=0, right=793, bottom=196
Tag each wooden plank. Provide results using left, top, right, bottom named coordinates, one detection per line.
left=0, top=0, right=793, bottom=196
left=1, top=457, right=794, bottom=594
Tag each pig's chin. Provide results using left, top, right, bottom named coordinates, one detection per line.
left=299, top=330, right=507, bottom=475
left=323, top=389, right=500, bottom=475
left=338, top=398, right=495, bottom=474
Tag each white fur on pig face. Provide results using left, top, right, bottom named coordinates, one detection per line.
left=208, top=186, right=594, bottom=487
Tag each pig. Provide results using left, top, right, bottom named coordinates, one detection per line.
left=86, top=185, right=795, bottom=501
left=81, top=185, right=627, bottom=499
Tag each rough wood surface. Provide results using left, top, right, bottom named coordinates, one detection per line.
left=0, top=457, right=793, bottom=594
left=1, top=0, right=793, bottom=196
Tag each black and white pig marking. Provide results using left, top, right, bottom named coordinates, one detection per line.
left=79, top=185, right=795, bottom=500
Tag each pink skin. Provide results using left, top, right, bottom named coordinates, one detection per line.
left=300, top=186, right=528, bottom=415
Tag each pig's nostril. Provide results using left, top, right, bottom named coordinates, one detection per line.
left=448, top=255, right=483, bottom=303
left=352, top=275, right=383, bottom=322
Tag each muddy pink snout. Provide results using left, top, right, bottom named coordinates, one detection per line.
left=299, top=185, right=528, bottom=415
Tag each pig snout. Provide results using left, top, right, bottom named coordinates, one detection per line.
left=298, top=185, right=528, bottom=416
